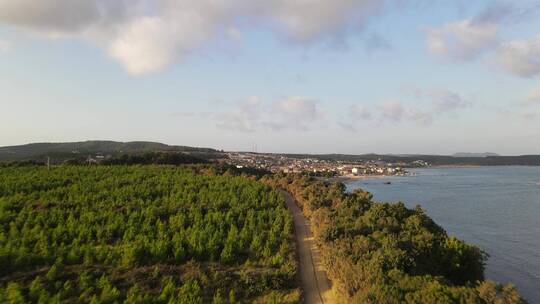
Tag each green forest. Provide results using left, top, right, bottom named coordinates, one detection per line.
left=0, top=164, right=526, bottom=303
left=0, top=166, right=299, bottom=303
left=262, top=174, right=525, bottom=304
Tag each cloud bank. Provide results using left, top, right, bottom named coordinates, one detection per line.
left=494, top=35, right=540, bottom=78
left=525, top=87, right=540, bottom=106
left=183, top=96, right=324, bottom=132
left=183, top=89, right=471, bottom=134
left=423, top=2, right=523, bottom=62
left=426, top=19, right=499, bottom=61
left=342, top=88, right=471, bottom=131
left=0, top=39, right=10, bottom=53
left=425, top=2, right=540, bottom=78
left=0, top=0, right=388, bottom=74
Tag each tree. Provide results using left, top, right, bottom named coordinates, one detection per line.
left=98, top=275, right=120, bottom=303
left=0, top=166, right=298, bottom=302
left=177, top=280, right=203, bottom=304
left=160, top=277, right=177, bottom=302
left=5, top=282, right=25, bottom=304
left=125, top=284, right=149, bottom=304
left=228, top=290, right=236, bottom=304
left=45, top=262, right=62, bottom=281
left=212, top=289, right=225, bottom=304
left=477, top=281, right=525, bottom=304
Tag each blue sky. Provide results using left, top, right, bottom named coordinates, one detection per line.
left=1, top=0, right=539, bottom=155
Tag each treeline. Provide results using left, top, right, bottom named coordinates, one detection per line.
left=262, top=173, right=525, bottom=303
left=101, top=152, right=207, bottom=165
left=0, top=166, right=299, bottom=303
left=0, top=141, right=224, bottom=162
left=0, top=160, right=46, bottom=168
left=0, top=152, right=211, bottom=167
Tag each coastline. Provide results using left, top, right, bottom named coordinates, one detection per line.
left=338, top=166, right=540, bottom=302
left=418, top=164, right=540, bottom=168
left=319, top=174, right=406, bottom=184
left=423, top=165, right=482, bottom=168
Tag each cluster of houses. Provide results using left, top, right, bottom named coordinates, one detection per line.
left=226, top=152, right=419, bottom=177
left=348, top=165, right=406, bottom=176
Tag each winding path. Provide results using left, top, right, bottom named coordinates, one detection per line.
left=280, top=190, right=336, bottom=304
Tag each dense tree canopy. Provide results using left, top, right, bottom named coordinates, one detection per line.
left=0, top=165, right=526, bottom=303
left=0, top=166, right=299, bottom=303
left=262, top=173, right=525, bottom=304
left=101, top=152, right=207, bottom=165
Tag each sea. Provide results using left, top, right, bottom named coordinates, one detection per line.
left=345, top=167, right=540, bottom=303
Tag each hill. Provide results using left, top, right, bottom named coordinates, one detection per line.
left=282, top=153, right=540, bottom=166
left=452, top=152, right=500, bottom=157
left=0, top=141, right=225, bottom=163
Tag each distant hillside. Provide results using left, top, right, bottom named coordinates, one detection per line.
left=282, top=153, right=540, bottom=166
left=452, top=152, right=500, bottom=157
left=0, top=141, right=224, bottom=163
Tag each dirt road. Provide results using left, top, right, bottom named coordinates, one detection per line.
left=280, top=190, right=336, bottom=304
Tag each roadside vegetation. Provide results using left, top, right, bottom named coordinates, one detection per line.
left=262, top=173, right=525, bottom=304
left=0, top=166, right=299, bottom=303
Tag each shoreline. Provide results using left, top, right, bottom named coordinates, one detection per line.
left=415, top=164, right=540, bottom=168
left=319, top=174, right=407, bottom=184
left=321, top=165, right=540, bottom=184
left=421, top=165, right=481, bottom=168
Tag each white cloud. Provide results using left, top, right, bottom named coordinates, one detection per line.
left=226, top=27, right=242, bottom=42
left=214, top=96, right=263, bottom=132
left=364, top=33, right=392, bottom=53
left=379, top=100, right=406, bottom=122
left=0, top=0, right=107, bottom=32
left=274, top=96, right=319, bottom=118
left=426, top=19, right=499, bottom=61
left=342, top=88, right=470, bottom=131
left=378, top=100, right=433, bottom=125
left=425, top=2, right=540, bottom=76
left=267, top=0, right=382, bottom=44
left=494, top=35, right=540, bottom=77
left=108, top=13, right=215, bottom=75
left=525, top=88, right=540, bottom=105
left=522, top=112, right=539, bottom=120
left=0, top=0, right=140, bottom=39
left=340, top=104, right=372, bottom=131
left=408, top=108, right=433, bottom=125
left=423, top=89, right=471, bottom=113
left=0, top=39, right=10, bottom=53
left=424, top=1, right=526, bottom=61
left=348, top=105, right=372, bottom=120
left=215, top=96, right=323, bottom=132
left=0, top=0, right=388, bottom=75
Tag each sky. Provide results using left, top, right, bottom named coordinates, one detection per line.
left=1, top=0, right=540, bottom=155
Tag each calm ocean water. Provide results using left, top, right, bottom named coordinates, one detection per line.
left=345, top=167, right=540, bottom=303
